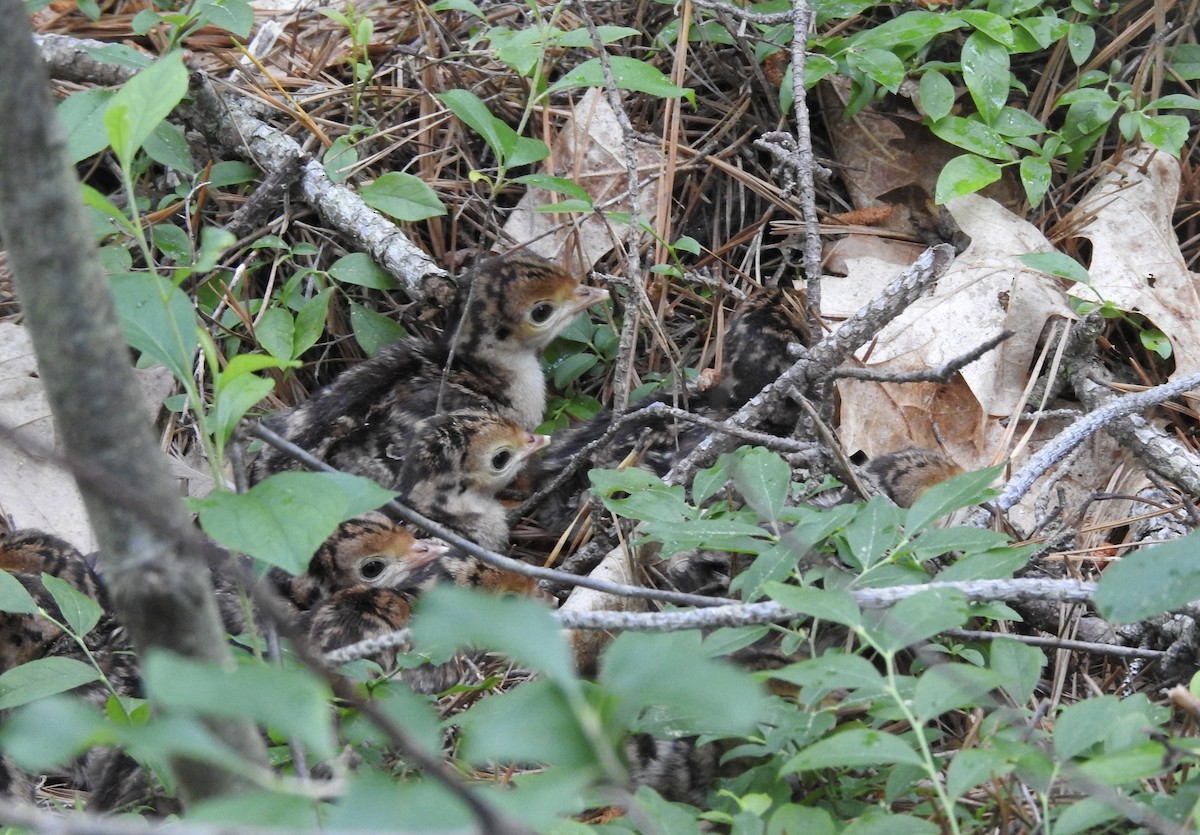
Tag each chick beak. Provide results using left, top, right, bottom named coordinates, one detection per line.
left=570, top=284, right=609, bottom=314
left=409, top=539, right=450, bottom=568
left=522, top=432, right=551, bottom=460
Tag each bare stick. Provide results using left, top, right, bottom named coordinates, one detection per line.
left=834, top=331, right=1014, bottom=384
left=943, top=629, right=1164, bottom=660
left=966, top=371, right=1200, bottom=526
left=322, top=577, right=1098, bottom=663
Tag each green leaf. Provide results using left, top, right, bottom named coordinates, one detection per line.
left=771, top=653, right=888, bottom=705
left=143, top=652, right=334, bottom=758
left=935, top=153, right=1003, bottom=204
left=783, top=727, right=924, bottom=772
left=1019, top=251, right=1090, bottom=285
left=908, top=526, right=1010, bottom=561
left=946, top=747, right=1014, bottom=800
left=641, top=517, right=771, bottom=553
left=506, top=135, right=551, bottom=169
left=41, top=574, right=102, bottom=636
left=186, top=790, right=322, bottom=829
left=82, top=183, right=138, bottom=238
left=904, top=463, right=1002, bottom=531
left=863, top=588, right=970, bottom=653
left=292, top=287, right=333, bottom=357
left=850, top=10, right=963, bottom=52
left=961, top=31, right=1010, bottom=124
left=144, top=121, right=194, bottom=174
left=928, top=115, right=1014, bottom=160
left=411, top=586, right=575, bottom=682
left=953, top=9, right=1014, bottom=46
left=455, top=678, right=596, bottom=767
left=1019, top=155, right=1053, bottom=207
left=1093, top=528, right=1200, bottom=623
left=0, top=657, right=101, bottom=709
left=323, top=134, right=359, bottom=183
left=0, top=695, right=111, bottom=771
left=1131, top=113, right=1191, bottom=156
left=911, top=662, right=1003, bottom=723
left=590, top=468, right=693, bottom=525
left=1067, top=23, right=1095, bottom=66
left=327, top=770, right=474, bottom=832
left=842, top=496, right=903, bottom=570
left=548, top=57, right=695, bottom=105
left=256, top=306, right=295, bottom=361
left=437, top=89, right=514, bottom=162
left=763, top=583, right=862, bottom=630
left=692, top=453, right=736, bottom=505
left=601, top=630, right=767, bottom=735
left=989, top=638, right=1044, bottom=704
left=551, top=352, right=598, bottom=388
left=211, top=371, right=274, bottom=450
left=0, top=571, right=39, bottom=614
left=58, top=88, right=113, bottom=163
left=104, top=51, right=189, bottom=171
left=328, top=252, right=397, bottom=290
left=1166, top=44, right=1200, bottom=81
left=195, top=226, right=236, bottom=273
left=553, top=25, right=640, bottom=47
left=81, top=42, right=154, bottom=69
left=513, top=173, right=592, bottom=202
left=109, top=271, right=198, bottom=383
left=191, top=472, right=397, bottom=574
left=769, top=806, right=837, bottom=835
left=207, top=161, right=258, bottom=187
left=430, top=0, right=485, bottom=17
left=918, top=70, right=955, bottom=121
left=732, top=446, right=790, bottom=525
left=348, top=300, right=407, bottom=357
left=195, top=0, right=254, bottom=37
left=846, top=48, right=905, bottom=93
left=360, top=172, right=446, bottom=222
left=1074, top=740, right=1168, bottom=785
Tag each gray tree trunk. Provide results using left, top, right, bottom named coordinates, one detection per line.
left=0, top=1, right=266, bottom=804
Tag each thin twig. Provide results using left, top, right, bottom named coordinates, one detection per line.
left=834, top=331, right=1014, bottom=384
left=322, top=578, right=1099, bottom=664
left=967, top=371, right=1200, bottom=526
left=944, top=629, right=1165, bottom=660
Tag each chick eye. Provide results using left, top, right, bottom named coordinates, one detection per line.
left=360, top=558, right=386, bottom=580
left=529, top=302, right=555, bottom=324
left=491, top=449, right=513, bottom=470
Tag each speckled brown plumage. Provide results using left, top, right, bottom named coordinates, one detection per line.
left=396, top=409, right=549, bottom=551
left=274, top=512, right=447, bottom=610
left=0, top=528, right=108, bottom=672
left=706, top=285, right=811, bottom=414
left=253, top=254, right=606, bottom=487
left=864, top=447, right=963, bottom=507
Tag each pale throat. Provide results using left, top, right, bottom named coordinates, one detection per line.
left=493, top=346, right=547, bottom=430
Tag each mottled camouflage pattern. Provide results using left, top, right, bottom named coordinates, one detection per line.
left=253, top=254, right=604, bottom=487
left=864, top=447, right=963, bottom=507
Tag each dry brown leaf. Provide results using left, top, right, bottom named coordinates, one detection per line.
left=503, top=88, right=662, bottom=274
left=834, top=194, right=1076, bottom=465
left=1063, top=144, right=1200, bottom=380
